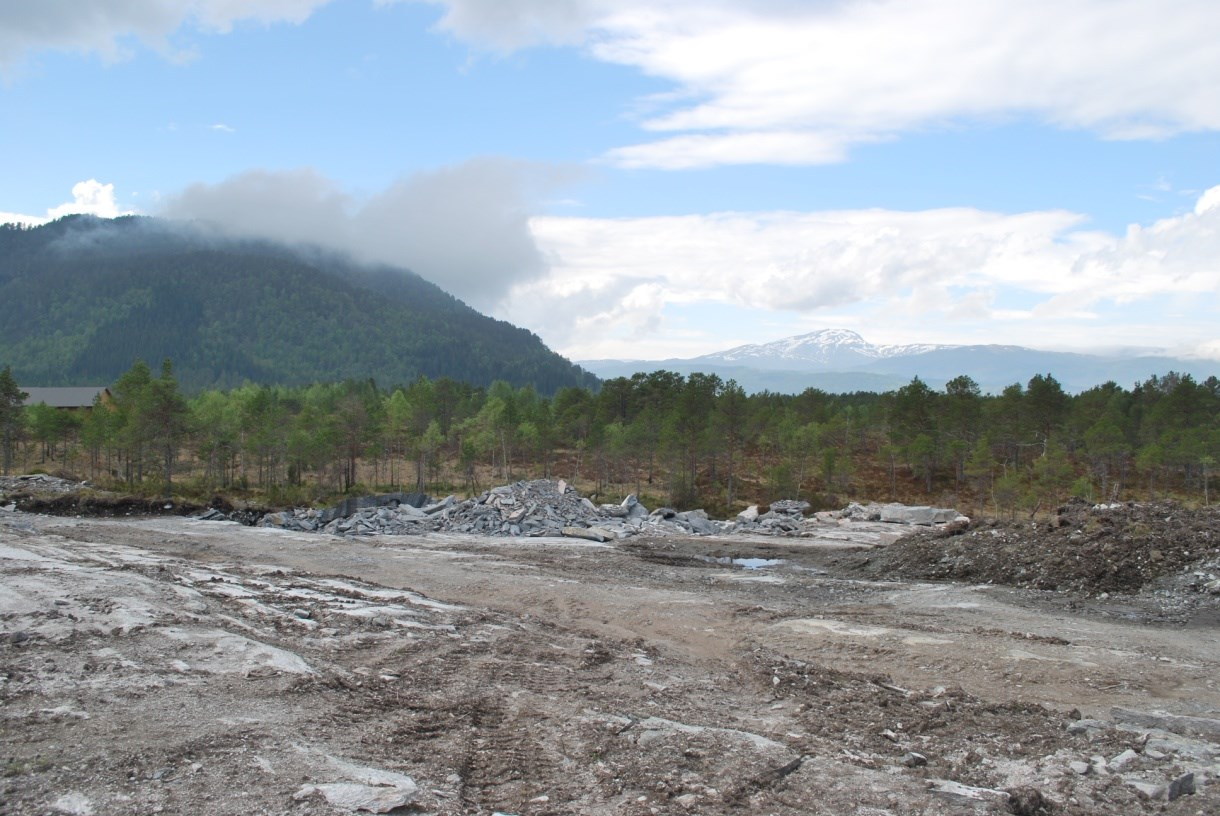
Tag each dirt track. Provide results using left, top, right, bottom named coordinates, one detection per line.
left=3, top=508, right=1219, bottom=815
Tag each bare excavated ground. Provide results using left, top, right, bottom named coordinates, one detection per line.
left=2, top=500, right=1220, bottom=815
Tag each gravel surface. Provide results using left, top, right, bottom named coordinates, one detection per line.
left=2, top=493, right=1219, bottom=815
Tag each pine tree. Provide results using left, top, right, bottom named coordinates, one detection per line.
left=0, top=366, right=27, bottom=475
left=147, top=360, right=190, bottom=498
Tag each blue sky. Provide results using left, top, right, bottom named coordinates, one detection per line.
left=2, top=0, right=1219, bottom=363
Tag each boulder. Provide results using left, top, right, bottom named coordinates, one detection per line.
left=877, top=504, right=959, bottom=525
left=423, top=495, right=456, bottom=514
left=561, top=526, right=615, bottom=543
left=622, top=494, right=649, bottom=520
left=675, top=510, right=719, bottom=535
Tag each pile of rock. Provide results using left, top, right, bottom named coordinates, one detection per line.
left=253, top=479, right=745, bottom=540
left=1064, top=708, right=1215, bottom=803
left=258, top=493, right=439, bottom=536
left=433, top=479, right=617, bottom=538
left=732, top=500, right=814, bottom=536
left=417, top=481, right=732, bottom=540
left=639, top=507, right=729, bottom=537
left=249, top=479, right=965, bottom=541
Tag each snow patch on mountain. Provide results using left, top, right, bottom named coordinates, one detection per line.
left=698, top=329, right=952, bottom=367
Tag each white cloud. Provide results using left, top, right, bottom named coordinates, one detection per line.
left=163, top=168, right=353, bottom=247
left=415, top=0, right=1220, bottom=169
left=1, top=179, right=137, bottom=226
left=0, top=210, right=45, bottom=228
left=210, top=123, right=236, bottom=133
left=1191, top=339, right=1220, bottom=360
left=1195, top=186, right=1220, bottom=216
left=47, top=179, right=135, bottom=218
left=161, top=160, right=578, bottom=309
left=503, top=185, right=1220, bottom=360
left=0, top=0, right=332, bottom=67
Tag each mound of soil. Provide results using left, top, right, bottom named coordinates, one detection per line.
left=8, top=492, right=210, bottom=517
left=1, top=474, right=272, bottom=523
left=860, top=499, right=1220, bottom=595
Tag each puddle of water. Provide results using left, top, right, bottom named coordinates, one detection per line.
left=733, top=558, right=784, bottom=570
left=696, top=555, right=785, bottom=569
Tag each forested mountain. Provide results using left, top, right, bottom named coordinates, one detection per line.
left=0, top=216, right=595, bottom=393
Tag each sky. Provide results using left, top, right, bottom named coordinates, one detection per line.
left=2, top=0, right=1219, bottom=363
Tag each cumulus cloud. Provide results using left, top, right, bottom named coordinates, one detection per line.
left=1, top=179, right=137, bottom=226
left=0, top=0, right=331, bottom=67
left=161, top=159, right=576, bottom=309
left=411, top=0, right=1220, bottom=169
left=504, top=185, right=1220, bottom=360
left=47, top=179, right=136, bottom=218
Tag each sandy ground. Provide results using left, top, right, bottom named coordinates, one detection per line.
left=2, top=509, right=1219, bottom=815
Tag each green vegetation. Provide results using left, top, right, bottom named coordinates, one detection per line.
left=8, top=361, right=1220, bottom=517
left=0, top=216, right=594, bottom=393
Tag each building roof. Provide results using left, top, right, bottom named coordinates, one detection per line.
left=21, top=386, right=111, bottom=409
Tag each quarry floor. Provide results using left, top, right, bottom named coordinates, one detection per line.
left=2, top=510, right=1219, bottom=815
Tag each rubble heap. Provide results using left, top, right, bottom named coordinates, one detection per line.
left=249, top=479, right=965, bottom=542
left=255, top=479, right=734, bottom=541
left=438, top=479, right=622, bottom=538
left=732, top=499, right=813, bottom=535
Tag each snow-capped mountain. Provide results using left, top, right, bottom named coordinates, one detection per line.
left=696, top=329, right=952, bottom=370
left=579, top=329, right=1219, bottom=394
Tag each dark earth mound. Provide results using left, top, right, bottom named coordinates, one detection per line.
left=857, top=498, right=1220, bottom=596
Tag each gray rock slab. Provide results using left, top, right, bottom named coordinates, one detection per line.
left=1066, top=718, right=1109, bottom=735
left=294, top=781, right=417, bottom=813
left=1111, top=707, right=1220, bottom=740
left=877, top=504, right=959, bottom=525
left=927, top=779, right=1009, bottom=803
left=561, top=526, right=614, bottom=543
left=1126, top=779, right=1167, bottom=800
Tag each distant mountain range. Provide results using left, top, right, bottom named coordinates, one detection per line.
left=0, top=216, right=595, bottom=393
left=581, top=329, right=1219, bottom=394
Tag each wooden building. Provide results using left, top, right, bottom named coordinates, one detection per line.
left=21, top=387, right=113, bottom=412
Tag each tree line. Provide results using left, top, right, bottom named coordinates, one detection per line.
left=4, top=361, right=1218, bottom=514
